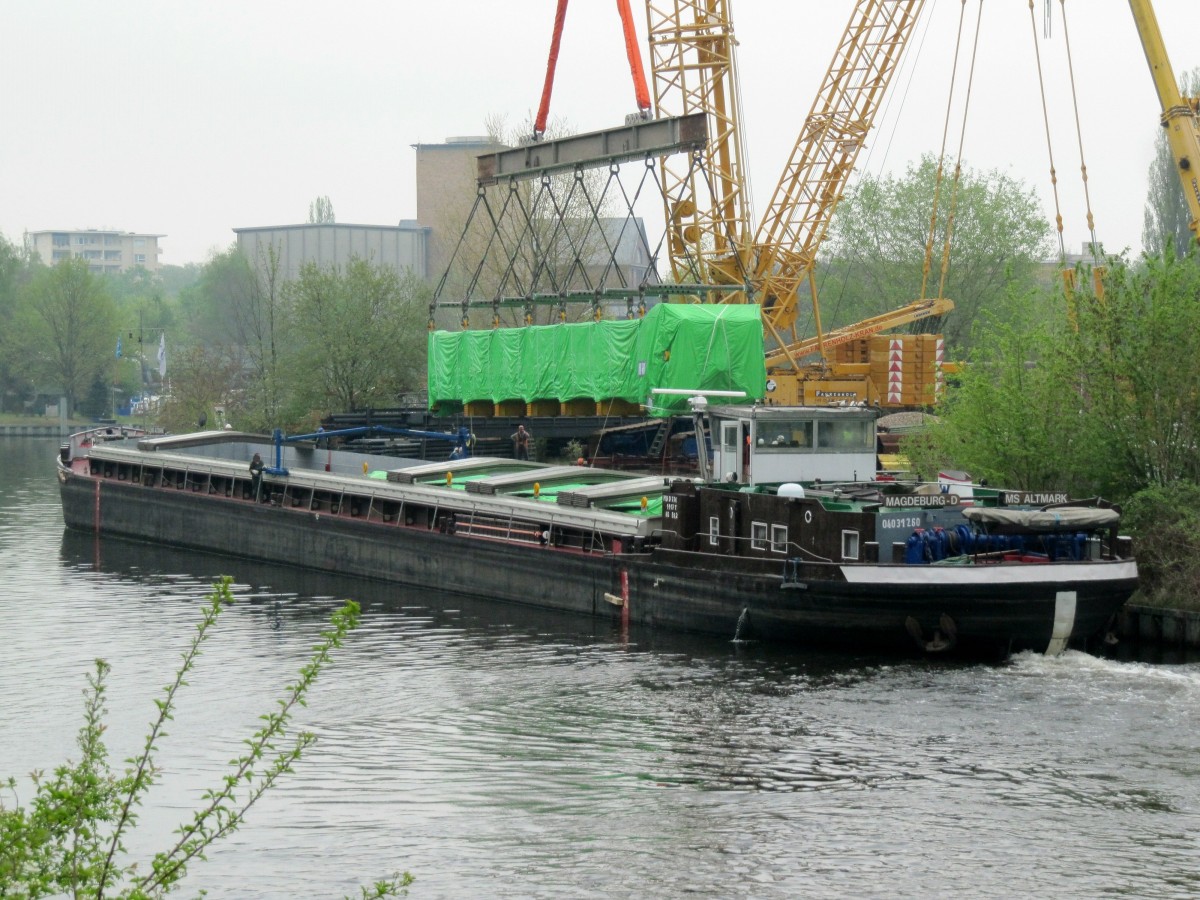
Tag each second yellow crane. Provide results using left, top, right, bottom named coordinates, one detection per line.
left=648, top=0, right=951, bottom=408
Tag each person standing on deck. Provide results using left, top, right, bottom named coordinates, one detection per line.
left=511, top=424, right=532, bottom=460
left=249, top=452, right=265, bottom=500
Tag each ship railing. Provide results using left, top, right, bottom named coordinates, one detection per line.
left=456, top=517, right=545, bottom=545
left=453, top=510, right=615, bottom=554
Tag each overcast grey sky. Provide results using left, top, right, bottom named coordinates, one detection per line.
left=2, top=0, right=1195, bottom=268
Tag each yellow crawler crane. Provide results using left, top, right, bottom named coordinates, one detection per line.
left=1129, top=0, right=1200, bottom=246
left=647, top=0, right=951, bottom=407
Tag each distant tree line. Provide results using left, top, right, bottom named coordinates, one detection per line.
left=0, top=235, right=211, bottom=420
left=166, top=245, right=430, bottom=433
left=0, top=234, right=428, bottom=430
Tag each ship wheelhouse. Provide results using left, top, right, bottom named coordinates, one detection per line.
left=707, top=404, right=879, bottom=487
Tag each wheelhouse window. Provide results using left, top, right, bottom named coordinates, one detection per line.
left=771, top=524, right=788, bottom=554
left=755, top=419, right=813, bottom=452
left=842, top=529, right=860, bottom=561
left=751, top=521, right=768, bottom=551
left=721, top=422, right=741, bottom=457
left=708, top=516, right=720, bottom=547
left=817, top=419, right=874, bottom=450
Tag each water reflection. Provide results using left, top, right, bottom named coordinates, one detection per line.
left=58, top=527, right=910, bottom=671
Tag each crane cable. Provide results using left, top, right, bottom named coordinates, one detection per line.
left=1057, top=0, right=1104, bottom=267
left=534, top=0, right=570, bottom=141
left=934, top=1, right=985, bottom=303
left=1026, top=0, right=1067, bottom=262
left=920, top=0, right=970, bottom=302
left=615, top=0, right=652, bottom=117
left=533, top=0, right=651, bottom=142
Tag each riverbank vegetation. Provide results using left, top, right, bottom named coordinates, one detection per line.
left=903, top=250, right=1200, bottom=610
left=0, top=578, right=412, bottom=898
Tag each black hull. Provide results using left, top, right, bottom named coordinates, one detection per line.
left=58, top=467, right=1136, bottom=657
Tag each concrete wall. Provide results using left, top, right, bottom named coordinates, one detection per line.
left=414, top=137, right=499, bottom=280
left=1117, top=603, right=1200, bottom=649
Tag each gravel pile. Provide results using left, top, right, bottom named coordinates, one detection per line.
left=877, top=411, right=940, bottom=432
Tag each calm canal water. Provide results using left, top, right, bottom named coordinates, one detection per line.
left=1, top=437, right=1198, bottom=898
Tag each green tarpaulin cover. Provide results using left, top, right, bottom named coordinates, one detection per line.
left=427, top=304, right=766, bottom=415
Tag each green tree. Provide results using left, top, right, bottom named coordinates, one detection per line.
left=308, top=195, right=336, bottom=224
left=103, top=266, right=160, bottom=304
left=157, top=345, right=246, bottom=433
left=1142, top=68, right=1200, bottom=258
left=1120, top=482, right=1200, bottom=609
left=175, top=246, right=303, bottom=432
left=157, top=262, right=203, bottom=300
left=92, top=265, right=181, bottom=405
left=903, top=313, right=1076, bottom=489
left=177, top=246, right=253, bottom=350
left=286, top=258, right=428, bottom=416
left=1062, top=252, right=1200, bottom=494
left=0, top=579, right=411, bottom=898
left=906, top=252, right=1200, bottom=498
left=0, top=235, right=35, bottom=412
left=240, top=243, right=294, bottom=430
left=112, top=293, right=174, bottom=403
left=0, top=234, right=25, bottom=316
left=822, top=155, right=1053, bottom=352
left=183, top=245, right=294, bottom=431
left=12, top=260, right=118, bottom=417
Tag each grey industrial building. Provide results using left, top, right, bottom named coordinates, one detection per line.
left=233, top=221, right=429, bottom=282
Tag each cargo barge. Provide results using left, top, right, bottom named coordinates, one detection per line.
left=56, top=404, right=1137, bottom=657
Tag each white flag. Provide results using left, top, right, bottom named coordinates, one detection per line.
left=157, top=333, right=167, bottom=377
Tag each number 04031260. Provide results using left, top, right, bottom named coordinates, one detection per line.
left=881, top=516, right=921, bottom=530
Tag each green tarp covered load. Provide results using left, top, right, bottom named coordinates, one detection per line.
left=428, top=304, right=766, bottom=415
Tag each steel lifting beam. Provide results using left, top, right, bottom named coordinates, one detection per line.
left=476, top=113, right=708, bottom=185
left=444, top=282, right=745, bottom=310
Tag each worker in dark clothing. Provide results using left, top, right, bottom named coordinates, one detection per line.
left=249, top=452, right=265, bottom=501
left=511, top=424, right=532, bottom=460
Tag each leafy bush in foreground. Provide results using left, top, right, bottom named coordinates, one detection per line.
left=0, top=578, right=412, bottom=898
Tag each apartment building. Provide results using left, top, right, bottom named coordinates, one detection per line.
left=25, top=229, right=164, bottom=274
